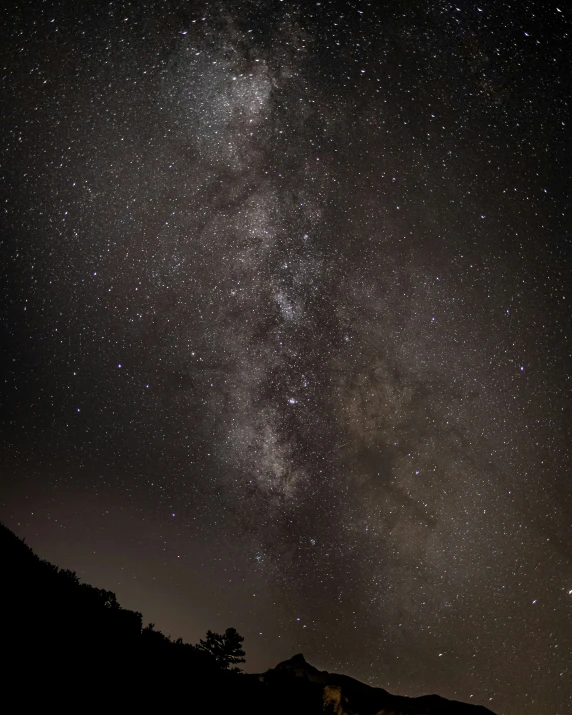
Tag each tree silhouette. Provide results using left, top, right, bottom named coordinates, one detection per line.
left=197, top=627, right=246, bottom=669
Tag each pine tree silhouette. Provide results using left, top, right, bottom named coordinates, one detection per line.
left=197, top=627, right=246, bottom=669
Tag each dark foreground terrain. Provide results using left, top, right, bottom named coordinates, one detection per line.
left=1, top=523, right=495, bottom=714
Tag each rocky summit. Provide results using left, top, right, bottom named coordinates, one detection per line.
left=259, top=653, right=497, bottom=715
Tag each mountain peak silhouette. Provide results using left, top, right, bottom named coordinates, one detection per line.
left=262, top=653, right=497, bottom=715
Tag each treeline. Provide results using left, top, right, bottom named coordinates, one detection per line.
left=2, top=523, right=237, bottom=656
left=1, top=523, right=288, bottom=711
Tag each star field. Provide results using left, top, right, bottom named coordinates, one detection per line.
left=1, top=2, right=571, bottom=714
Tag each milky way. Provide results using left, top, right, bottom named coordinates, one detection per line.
left=2, top=2, right=571, bottom=714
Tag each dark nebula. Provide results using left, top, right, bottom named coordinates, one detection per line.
left=1, top=2, right=571, bottom=713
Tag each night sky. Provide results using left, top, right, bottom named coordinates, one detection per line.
left=1, top=1, right=571, bottom=713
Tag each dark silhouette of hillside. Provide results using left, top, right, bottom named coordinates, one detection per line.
left=1, top=523, right=496, bottom=714
left=1, top=522, right=254, bottom=710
